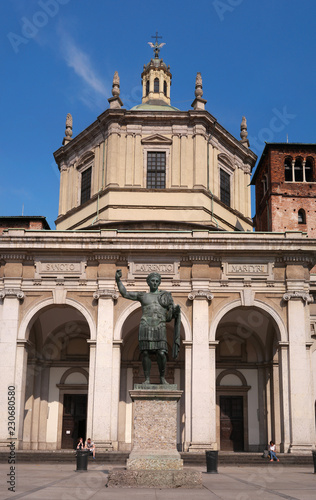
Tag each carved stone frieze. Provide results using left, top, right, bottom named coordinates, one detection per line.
left=283, top=291, right=313, bottom=304
left=188, top=290, right=214, bottom=301
left=93, top=289, right=119, bottom=300
left=0, top=288, right=24, bottom=300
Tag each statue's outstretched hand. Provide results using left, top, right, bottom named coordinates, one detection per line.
left=115, top=269, right=122, bottom=282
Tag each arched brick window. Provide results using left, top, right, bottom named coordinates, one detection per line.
left=163, top=80, right=167, bottom=96
left=298, top=209, right=306, bottom=224
left=284, top=157, right=293, bottom=181
left=146, top=80, right=149, bottom=96
left=294, top=158, right=303, bottom=182
left=305, top=157, right=314, bottom=182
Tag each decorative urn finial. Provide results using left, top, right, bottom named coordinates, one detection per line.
left=195, top=72, right=203, bottom=98
left=240, top=116, right=249, bottom=148
left=191, top=72, right=207, bottom=110
left=63, top=113, right=73, bottom=145
left=108, top=71, right=123, bottom=109
left=112, top=71, right=120, bottom=97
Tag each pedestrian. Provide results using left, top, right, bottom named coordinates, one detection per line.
left=76, top=437, right=84, bottom=450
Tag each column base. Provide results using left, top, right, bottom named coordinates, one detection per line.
left=289, top=444, right=314, bottom=455
left=188, top=442, right=217, bottom=453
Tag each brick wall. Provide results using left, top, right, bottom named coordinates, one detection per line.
left=254, top=144, right=316, bottom=237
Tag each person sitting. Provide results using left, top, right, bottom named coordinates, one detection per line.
left=268, top=441, right=279, bottom=462
left=85, top=438, right=95, bottom=459
left=76, top=437, right=84, bottom=450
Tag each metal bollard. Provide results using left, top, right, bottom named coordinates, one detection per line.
left=205, top=450, right=218, bottom=473
left=76, top=449, right=89, bottom=471
left=312, top=451, right=316, bottom=474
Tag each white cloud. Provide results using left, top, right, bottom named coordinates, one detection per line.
left=58, top=30, right=110, bottom=108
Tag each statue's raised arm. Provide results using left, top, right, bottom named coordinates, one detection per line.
left=115, top=269, right=139, bottom=301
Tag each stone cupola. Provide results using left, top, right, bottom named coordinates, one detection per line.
left=141, top=32, right=172, bottom=106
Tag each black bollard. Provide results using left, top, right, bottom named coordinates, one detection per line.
left=76, top=449, right=89, bottom=471
left=205, top=450, right=218, bottom=473
left=312, top=451, right=316, bottom=474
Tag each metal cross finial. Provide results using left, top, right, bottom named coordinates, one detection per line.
left=151, top=31, right=162, bottom=44
left=148, top=32, right=166, bottom=58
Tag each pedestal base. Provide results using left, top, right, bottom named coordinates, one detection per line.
left=106, top=469, right=202, bottom=489
left=127, top=450, right=183, bottom=470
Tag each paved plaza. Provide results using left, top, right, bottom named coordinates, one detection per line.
left=0, top=462, right=315, bottom=500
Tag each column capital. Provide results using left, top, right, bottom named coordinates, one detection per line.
left=188, top=290, right=213, bottom=301
left=93, top=289, right=118, bottom=301
left=0, top=288, right=24, bottom=301
left=283, top=291, right=313, bottom=304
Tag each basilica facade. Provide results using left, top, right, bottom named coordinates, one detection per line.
left=1, top=42, right=315, bottom=454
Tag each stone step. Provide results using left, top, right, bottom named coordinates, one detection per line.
left=0, top=450, right=314, bottom=466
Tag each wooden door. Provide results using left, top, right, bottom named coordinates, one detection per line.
left=61, top=394, right=87, bottom=449
left=220, top=396, right=244, bottom=451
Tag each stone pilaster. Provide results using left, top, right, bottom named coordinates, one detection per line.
left=188, top=290, right=214, bottom=452
left=283, top=289, right=314, bottom=453
left=91, top=289, right=118, bottom=450
left=0, top=289, right=24, bottom=450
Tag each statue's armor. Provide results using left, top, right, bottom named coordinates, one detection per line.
left=139, top=295, right=169, bottom=352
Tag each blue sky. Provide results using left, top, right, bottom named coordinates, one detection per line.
left=1, top=0, right=316, bottom=228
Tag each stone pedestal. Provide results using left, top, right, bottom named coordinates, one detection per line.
left=126, top=384, right=183, bottom=470
left=107, top=384, right=202, bottom=488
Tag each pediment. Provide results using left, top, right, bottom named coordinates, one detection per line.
left=141, top=134, right=172, bottom=145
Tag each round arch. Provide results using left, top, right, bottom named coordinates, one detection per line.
left=113, top=302, right=192, bottom=342
left=209, top=299, right=287, bottom=343
left=18, top=297, right=96, bottom=341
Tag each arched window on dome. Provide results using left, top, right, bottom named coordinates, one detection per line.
left=298, top=209, right=306, bottom=224
left=154, top=78, right=159, bottom=93
left=294, top=158, right=303, bottom=182
left=163, top=80, right=167, bottom=97
left=146, top=80, right=149, bottom=96
left=305, top=157, right=314, bottom=182
left=284, top=157, right=293, bottom=181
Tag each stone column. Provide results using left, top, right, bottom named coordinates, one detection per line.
left=183, top=341, right=192, bottom=451
left=283, top=290, right=314, bottom=453
left=91, top=289, right=118, bottom=450
left=188, top=290, right=214, bottom=452
left=0, top=289, right=25, bottom=450
left=278, top=342, right=290, bottom=452
left=86, top=340, right=96, bottom=439
left=110, top=340, right=122, bottom=450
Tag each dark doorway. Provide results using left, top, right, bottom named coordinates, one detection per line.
left=220, top=396, right=244, bottom=451
left=61, top=394, right=87, bottom=449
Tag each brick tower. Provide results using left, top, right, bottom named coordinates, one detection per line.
left=252, top=143, right=316, bottom=237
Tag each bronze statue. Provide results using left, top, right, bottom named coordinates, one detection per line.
left=115, top=270, right=181, bottom=385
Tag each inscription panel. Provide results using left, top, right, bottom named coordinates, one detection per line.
left=35, top=260, right=86, bottom=279
left=222, top=260, right=273, bottom=280
left=128, top=260, right=179, bottom=280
